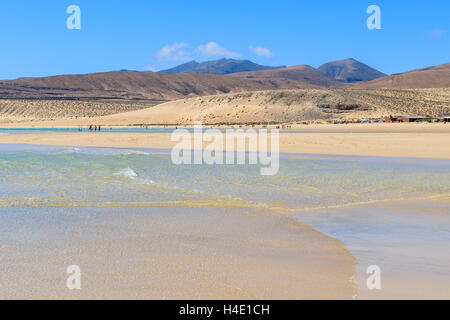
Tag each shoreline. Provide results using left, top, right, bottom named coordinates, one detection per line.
left=1, top=123, right=450, bottom=159
left=295, top=198, right=450, bottom=300
left=1, top=143, right=448, bottom=299
left=1, top=122, right=450, bottom=131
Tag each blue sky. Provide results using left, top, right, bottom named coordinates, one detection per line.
left=0, top=0, right=448, bottom=79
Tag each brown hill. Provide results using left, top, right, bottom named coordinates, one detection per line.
left=318, top=58, right=386, bottom=83
left=228, top=65, right=343, bottom=88
left=353, top=63, right=450, bottom=89
left=0, top=71, right=275, bottom=101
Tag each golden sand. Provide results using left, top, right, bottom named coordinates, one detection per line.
left=1, top=123, right=449, bottom=159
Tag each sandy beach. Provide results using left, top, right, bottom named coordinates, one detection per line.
left=1, top=143, right=449, bottom=299
left=1, top=96, right=449, bottom=301
left=2, top=0, right=450, bottom=304
left=0, top=123, right=449, bottom=159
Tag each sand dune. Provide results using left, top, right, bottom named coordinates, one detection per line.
left=2, top=88, right=449, bottom=126
left=81, top=89, right=371, bottom=125
left=71, top=88, right=450, bottom=126
left=1, top=89, right=370, bottom=126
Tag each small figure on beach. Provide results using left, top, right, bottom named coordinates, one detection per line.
left=89, top=125, right=93, bottom=132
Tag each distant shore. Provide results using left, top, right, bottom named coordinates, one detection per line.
left=1, top=123, right=450, bottom=159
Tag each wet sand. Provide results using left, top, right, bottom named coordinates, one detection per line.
left=295, top=199, right=450, bottom=300
left=0, top=206, right=355, bottom=300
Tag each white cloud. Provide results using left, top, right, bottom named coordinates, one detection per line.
left=156, top=43, right=191, bottom=61
left=196, top=42, right=240, bottom=58
left=248, top=45, right=274, bottom=59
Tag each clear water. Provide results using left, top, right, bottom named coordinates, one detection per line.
left=0, top=144, right=449, bottom=210
left=1, top=144, right=449, bottom=299
left=0, top=127, right=178, bottom=134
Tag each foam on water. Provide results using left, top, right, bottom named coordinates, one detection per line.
left=114, top=168, right=138, bottom=179
left=0, top=144, right=449, bottom=210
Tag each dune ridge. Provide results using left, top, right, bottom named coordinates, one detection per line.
left=86, top=89, right=371, bottom=125
left=1, top=88, right=450, bottom=126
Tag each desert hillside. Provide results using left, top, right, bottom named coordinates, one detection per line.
left=318, top=58, right=386, bottom=83
left=0, top=99, right=160, bottom=123
left=353, top=63, right=450, bottom=89
left=91, top=88, right=450, bottom=125
left=229, top=65, right=341, bottom=88
left=83, top=89, right=371, bottom=125
left=342, top=88, right=450, bottom=117
left=2, top=88, right=449, bottom=126
left=1, top=61, right=448, bottom=104
left=0, top=71, right=275, bottom=100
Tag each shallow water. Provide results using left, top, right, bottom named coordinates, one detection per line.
left=0, top=144, right=449, bottom=299
left=0, top=127, right=388, bottom=134
left=295, top=200, right=450, bottom=299
left=0, top=128, right=177, bottom=134
left=0, top=144, right=449, bottom=209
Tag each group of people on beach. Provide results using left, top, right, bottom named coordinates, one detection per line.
left=78, top=125, right=102, bottom=132
left=89, top=125, right=101, bottom=132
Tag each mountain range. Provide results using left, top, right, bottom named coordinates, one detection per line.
left=0, top=59, right=448, bottom=101
left=159, top=58, right=286, bottom=75
left=159, top=58, right=385, bottom=85
left=228, top=64, right=343, bottom=88
left=0, top=72, right=273, bottom=101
